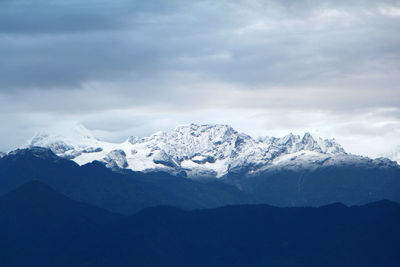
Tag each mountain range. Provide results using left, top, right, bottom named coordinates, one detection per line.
left=0, top=124, right=399, bottom=214
left=1, top=124, right=400, bottom=266
left=28, top=123, right=398, bottom=178
left=0, top=147, right=248, bottom=214
left=1, top=180, right=399, bottom=267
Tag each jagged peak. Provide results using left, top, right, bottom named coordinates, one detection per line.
left=300, top=132, right=318, bottom=144
left=283, top=132, right=297, bottom=139
left=172, top=123, right=239, bottom=137
left=127, top=136, right=144, bottom=145
left=21, top=123, right=357, bottom=178
left=129, top=123, right=244, bottom=146
left=175, top=123, right=234, bottom=131
left=302, top=132, right=314, bottom=140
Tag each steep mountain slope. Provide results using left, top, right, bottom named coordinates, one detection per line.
left=1, top=181, right=399, bottom=267
left=0, top=147, right=248, bottom=214
left=226, top=164, right=400, bottom=207
left=28, top=123, right=397, bottom=178
left=2, top=124, right=399, bottom=211
left=0, top=181, right=120, bottom=267
left=1, top=145, right=399, bottom=211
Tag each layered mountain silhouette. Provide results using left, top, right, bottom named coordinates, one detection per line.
left=1, top=146, right=400, bottom=214
left=0, top=181, right=121, bottom=267
left=0, top=181, right=399, bottom=267
left=0, top=147, right=247, bottom=214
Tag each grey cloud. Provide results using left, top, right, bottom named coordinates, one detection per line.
left=0, top=1, right=123, bottom=34
left=1, top=0, right=399, bottom=91
left=0, top=0, right=189, bottom=34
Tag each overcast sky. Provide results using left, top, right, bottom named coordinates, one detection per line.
left=0, top=0, right=399, bottom=158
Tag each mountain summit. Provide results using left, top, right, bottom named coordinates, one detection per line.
left=1, top=124, right=399, bottom=212
left=27, top=123, right=396, bottom=178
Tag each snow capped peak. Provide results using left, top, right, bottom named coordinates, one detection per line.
left=124, top=123, right=254, bottom=176
left=23, top=123, right=359, bottom=178
left=263, top=132, right=345, bottom=156
left=31, top=123, right=97, bottom=144
left=159, top=123, right=241, bottom=146
left=29, top=123, right=103, bottom=159
left=174, top=123, right=237, bottom=134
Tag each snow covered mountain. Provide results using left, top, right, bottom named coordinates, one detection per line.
left=26, top=123, right=398, bottom=178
